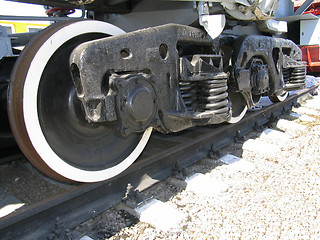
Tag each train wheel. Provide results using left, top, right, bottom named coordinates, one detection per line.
left=269, top=90, right=289, bottom=103
left=227, top=91, right=248, bottom=123
left=8, top=20, right=152, bottom=183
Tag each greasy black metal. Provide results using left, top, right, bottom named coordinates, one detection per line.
left=229, top=35, right=306, bottom=108
left=172, top=161, right=187, bottom=180
left=0, top=57, right=16, bottom=149
left=71, top=27, right=307, bottom=136
left=70, top=24, right=232, bottom=135
left=0, top=85, right=317, bottom=240
left=35, top=31, right=145, bottom=171
left=122, top=183, right=146, bottom=208
left=283, top=65, right=306, bottom=91
left=179, top=54, right=230, bottom=117
left=110, top=73, right=157, bottom=135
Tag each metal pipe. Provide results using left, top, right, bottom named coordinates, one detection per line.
left=9, top=31, right=39, bottom=47
left=0, top=5, right=85, bottom=21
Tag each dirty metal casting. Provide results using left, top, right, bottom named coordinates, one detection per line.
left=70, top=24, right=231, bottom=135
left=229, top=35, right=306, bottom=108
left=70, top=24, right=306, bottom=136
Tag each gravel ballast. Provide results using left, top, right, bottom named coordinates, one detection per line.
left=76, top=89, right=320, bottom=240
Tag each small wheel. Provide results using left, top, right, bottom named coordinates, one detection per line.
left=269, top=90, right=288, bottom=103
left=8, top=20, right=152, bottom=182
left=227, top=91, right=248, bottom=123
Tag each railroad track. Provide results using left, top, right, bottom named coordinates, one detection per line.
left=0, top=85, right=318, bottom=240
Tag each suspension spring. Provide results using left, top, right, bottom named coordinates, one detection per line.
left=283, top=65, right=306, bottom=90
left=179, top=81, right=197, bottom=112
left=197, top=73, right=229, bottom=114
left=289, top=66, right=306, bottom=84
left=179, top=54, right=230, bottom=115
left=179, top=72, right=229, bottom=115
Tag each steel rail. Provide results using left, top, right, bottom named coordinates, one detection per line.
left=0, top=85, right=318, bottom=240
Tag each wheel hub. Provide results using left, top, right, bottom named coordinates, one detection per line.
left=112, top=73, right=156, bottom=136
left=126, top=85, right=155, bottom=122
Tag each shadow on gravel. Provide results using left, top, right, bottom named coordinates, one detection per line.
left=75, top=92, right=317, bottom=239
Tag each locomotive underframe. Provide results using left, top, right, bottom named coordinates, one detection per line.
left=70, top=23, right=306, bottom=136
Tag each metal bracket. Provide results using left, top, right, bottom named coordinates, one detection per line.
left=257, top=19, right=288, bottom=34
left=234, top=130, right=246, bottom=143
left=122, top=183, right=146, bottom=208
left=197, top=2, right=225, bottom=40
left=172, top=161, right=187, bottom=180
left=0, top=26, right=13, bottom=60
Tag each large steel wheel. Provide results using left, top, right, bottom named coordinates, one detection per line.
left=269, top=90, right=289, bottom=103
left=227, top=91, right=248, bottom=123
left=8, top=20, right=152, bottom=182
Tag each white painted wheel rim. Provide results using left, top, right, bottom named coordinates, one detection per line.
left=228, top=106, right=248, bottom=124
left=275, top=91, right=289, bottom=102
left=22, top=20, right=152, bottom=182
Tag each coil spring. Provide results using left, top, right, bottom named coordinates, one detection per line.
left=179, top=73, right=229, bottom=114
left=290, top=66, right=306, bottom=84
left=179, top=81, right=197, bottom=112
left=283, top=66, right=306, bottom=84
left=197, top=73, right=229, bottom=114
left=282, top=68, right=290, bottom=82
left=283, top=65, right=306, bottom=90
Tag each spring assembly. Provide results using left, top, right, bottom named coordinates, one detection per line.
left=179, top=81, right=197, bottom=112
left=196, top=72, right=229, bottom=114
left=179, top=54, right=230, bottom=115
left=283, top=65, right=306, bottom=90
left=179, top=72, right=229, bottom=115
